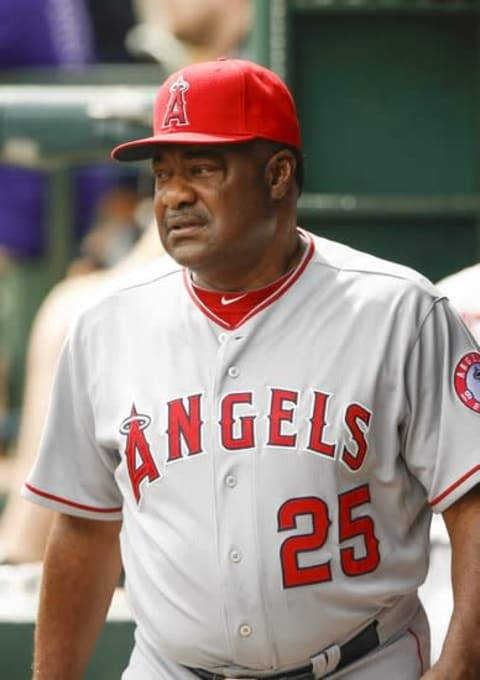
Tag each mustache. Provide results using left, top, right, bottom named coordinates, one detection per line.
left=163, top=209, right=209, bottom=230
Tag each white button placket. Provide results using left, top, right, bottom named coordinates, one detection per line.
left=228, top=365, right=240, bottom=378
left=211, top=329, right=272, bottom=665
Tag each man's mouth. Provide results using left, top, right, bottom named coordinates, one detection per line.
left=165, top=214, right=207, bottom=232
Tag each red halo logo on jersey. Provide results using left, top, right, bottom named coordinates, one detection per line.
left=453, top=351, right=480, bottom=413
left=120, top=405, right=160, bottom=503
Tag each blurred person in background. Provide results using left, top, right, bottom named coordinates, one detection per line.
left=0, top=0, right=254, bottom=567
left=0, top=0, right=105, bottom=262
left=128, top=0, right=252, bottom=66
left=0, top=0, right=146, bottom=455
left=157, top=0, right=252, bottom=60
left=436, top=263, right=480, bottom=341
left=0, top=217, right=162, bottom=566
left=0, top=0, right=145, bottom=557
left=66, top=175, right=148, bottom=277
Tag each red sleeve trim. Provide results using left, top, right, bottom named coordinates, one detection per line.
left=24, top=482, right=122, bottom=514
left=430, top=465, right=480, bottom=507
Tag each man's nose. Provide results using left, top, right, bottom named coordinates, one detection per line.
left=160, top=175, right=196, bottom=209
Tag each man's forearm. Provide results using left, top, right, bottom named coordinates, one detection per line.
left=424, top=486, right=480, bottom=678
left=33, top=513, right=122, bottom=680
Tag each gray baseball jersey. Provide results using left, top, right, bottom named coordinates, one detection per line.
left=23, top=230, right=480, bottom=677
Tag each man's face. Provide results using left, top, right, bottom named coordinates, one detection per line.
left=152, top=142, right=280, bottom=288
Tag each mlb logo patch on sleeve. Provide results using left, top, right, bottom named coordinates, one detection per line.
left=454, top=351, right=480, bottom=413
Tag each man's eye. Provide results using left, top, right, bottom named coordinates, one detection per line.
left=191, top=164, right=217, bottom=176
left=154, top=169, right=170, bottom=182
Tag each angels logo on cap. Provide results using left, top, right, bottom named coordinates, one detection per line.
left=454, top=351, right=480, bottom=413
left=162, top=75, right=190, bottom=129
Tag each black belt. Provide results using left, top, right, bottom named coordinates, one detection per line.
left=187, top=620, right=379, bottom=680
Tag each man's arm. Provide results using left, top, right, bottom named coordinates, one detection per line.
left=422, top=484, right=480, bottom=679
left=33, top=513, right=123, bottom=680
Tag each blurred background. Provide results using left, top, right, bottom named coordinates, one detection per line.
left=0, top=0, right=479, bottom=678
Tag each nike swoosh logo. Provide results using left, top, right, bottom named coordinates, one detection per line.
left=220, top=294, right=247, bottom=306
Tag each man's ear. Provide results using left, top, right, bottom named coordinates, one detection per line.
left=265, top=150, right=297, bottom=200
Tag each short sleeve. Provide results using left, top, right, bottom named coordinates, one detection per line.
left=402, top=298, right=480, bottom=513
left=22, top=318, right=123, bottom=520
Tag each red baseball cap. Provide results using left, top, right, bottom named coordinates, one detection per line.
left=111, top=58, right=302, bottom=161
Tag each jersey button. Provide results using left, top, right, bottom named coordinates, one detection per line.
left=229, top=549, right=242, bottom=563
left=228, top=366, right=239, bottom=378
left=218, top=332, right=228, bottom=343
left=239, top=624, right=252, bottom=637
left=225, top=475, right=237, bottom=488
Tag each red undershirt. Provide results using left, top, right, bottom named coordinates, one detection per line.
left=188, top=232, right=313, bottom=329
left=192, top=267, right=296, bottom=327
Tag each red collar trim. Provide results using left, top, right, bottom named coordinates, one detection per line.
left=183, top=230, right=314, bottom=330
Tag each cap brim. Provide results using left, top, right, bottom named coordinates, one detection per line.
left=111, top=132, right=257, bottom=161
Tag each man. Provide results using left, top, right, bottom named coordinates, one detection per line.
left=23, top=59, right=480, bottom=679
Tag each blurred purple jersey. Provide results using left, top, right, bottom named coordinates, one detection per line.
left=0, top=0, right=94, bottom=66
left=0, top=0, right=101, bottom=257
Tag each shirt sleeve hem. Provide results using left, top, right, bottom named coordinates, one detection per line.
left=429, top=465, right=480, bottom=513
left=21, top=482, right=123, bottom=521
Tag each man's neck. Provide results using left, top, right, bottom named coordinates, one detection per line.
left=190, top=230, right=306, bottom=293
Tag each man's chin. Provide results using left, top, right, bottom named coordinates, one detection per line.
left=164, top=241, right=212, bottom=270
